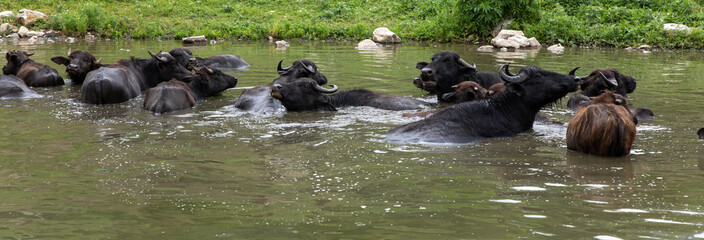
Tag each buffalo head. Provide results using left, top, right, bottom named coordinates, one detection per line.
left=51, top=48, right=103, bottom=84
left=578, top=68, right=636, bottom=97
left=441, top=81, right=489, bottom=103
left=148, top=50, right=196, bottom=83
left=499, top=63, right=581, bottom=107
left=274, top=60, right=328, bottom=85
left=3, top=50, right=35, bottom=75
left=413, top=51, right=477, bottom=96
left=270, top=78, right=338, bottom=111
left=192, top=66, right=238, bottom=97
left=168, top=47, right=198, bottom=70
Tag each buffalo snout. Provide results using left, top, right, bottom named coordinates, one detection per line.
left=421, top=67, right=433, bottom=76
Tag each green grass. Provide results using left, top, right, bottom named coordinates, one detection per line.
left=3, top=0, right=704, bottom=48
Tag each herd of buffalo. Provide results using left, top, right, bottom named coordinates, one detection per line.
left=0, top=47, right=676, bottom=157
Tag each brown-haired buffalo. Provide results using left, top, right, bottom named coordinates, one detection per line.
left=387, top=64, right=581, bottom=144
left=0, top=75, right=41, bottom=98
left=81, top=51, right=195, bottom=104
left=143, top=67, right=238, bottom=114
left=168, top=47, right=249, bottom=70
left=270, top=78, right=434, bottom=111
left=568, top=69, right=636, bottom=109
left=51, top=48, right=103, bottom=85
left=441, top=81, right=490, bottom=103
left=566, top=90, right=636, bottom=157
left=234, top=60, right=328, bottom=113
left=3, top=50, right=64, bottom=87
left=413, top=51, right=502, bottom=102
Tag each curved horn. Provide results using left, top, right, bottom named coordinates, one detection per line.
left=204, top=67, right=214, bottom=74
left=314, top=84, right=338, bottom=93
left=599, top=71, right=618, bottom=87
left=458, top=58, right=477, bottom=71
left=95, top=57, right=102, bottom=65
left=67, top=48, right=72, bottom=57
left=302, top=62, right=316, bottom=74
left=499, top=64, right=527, bottom=83
left=502, top=62, right=516, bottom=76
left=277, top=60, right=290, bottom=75
left=149, top=50, right=168, bottom=63
left=569, top=67, right=580, bottom=75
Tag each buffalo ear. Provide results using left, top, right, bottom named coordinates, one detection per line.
left=416, top=62, right=428, bottom=70
left=51, top=56, right=70, bottom=66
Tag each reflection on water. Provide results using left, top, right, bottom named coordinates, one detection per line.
left=0, top=39, right=703, bottom=239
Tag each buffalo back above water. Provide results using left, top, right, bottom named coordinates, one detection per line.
left=168, top=47, right=249, bottom=70
left=0, top=75, right=41, bottom=98
left=51, top=48, right=103, bottom=85
left=3, top=50, right=64, bottom=87
left=143, top=66, right=238, bottom=114
left=387, top=65, right=580, bottom=144
left=566, top=103, right=636, bottom=157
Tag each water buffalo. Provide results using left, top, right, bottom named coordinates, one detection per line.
left=387, top=64, right=581, bottom=144
left=566, top=90, right=636, bottom=157
left=270, top=78, right=434, bottom=111
left=698, top=128, right=704, bottom=139
left=568, top=68, right=636, bottom=109
left=234, top=59, right=328, bottom=113
left=413, top=51, right=502, bottom=102
left=81, top=51, right=195, bottom=104
left=143, top=67, right=238, bottom=114
left=168, top=47, right=249, bottom=70
left=51, top=48, right=103, bottom=85
left=441, top=81, right=491, bottom=103
left=0, top=75, right=41, bottom=98
left=3, top=50, right=64, bottom=87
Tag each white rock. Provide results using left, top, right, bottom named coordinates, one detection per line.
left=500, top=47, right=508, bottom=52
left=0, top=23, right=11, bottom=33
left=663, top=23, right=691, bottom=35
left=0, top=11, right=13, bottom=20
left=85, top=33, right=95, bottom=40
left=27, top=36, right=38, bottom=44
left=372, top=27, right=401, bottom=44
left=65, top=37, right=76, bottom=43
left=356, top=39, right=382, bottom=50
left=18, top=26, right=29, bottom=38
left=17, top=9, right=48, bottom=26
left=547, top=43, right=565, bottom=52
left=210, top=40, right=217, bottom=45
left=527, top=37, right=541, bottom=48
left=182, top=35, right=206, bottom=44
left=6, top=33, right=20, bottom=39
left=496, top=30, right=525, bottom=40
left=26, top=31, right=45, bottom=37
left=275, top=40, right=289, bottom=49
left=477, top=45, right=494, bottom=52
left=491, top=37, right=520, bottom=49
left=636, top=45, right=651, bottom=51
left=508, top=35, right=530, bottom=48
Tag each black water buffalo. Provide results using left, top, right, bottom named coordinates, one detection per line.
left=3, top=50, right=64, bottom=87
left=387, top=64, right=581, bottom=144
left=143, top=67, right=238, bottom=114
left=81, top=51, right=195, bottom=104
left=50, top=48, right=103, bottom=85
left=0, top=75, right=41, bottom=98
left=566, top=90, right=636, bottom=157
left=413, top=51, right=502, bottom=102
left=168, top=48, right=249, bottom=70
left=567, top=68, right=636, bottom=109
left=234, top=59, right=328, bottom=113
left=698, top=128, right=704, bottom=139
left=270, top=78, right=433, bottom=111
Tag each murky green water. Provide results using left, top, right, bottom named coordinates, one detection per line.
left=1, top=39, right=703, bottom=239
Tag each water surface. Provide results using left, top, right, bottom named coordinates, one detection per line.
left=0, top=39, right=703, bottom=239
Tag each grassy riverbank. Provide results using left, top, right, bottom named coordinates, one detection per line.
left=3, top=0, right=704, bottom=48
